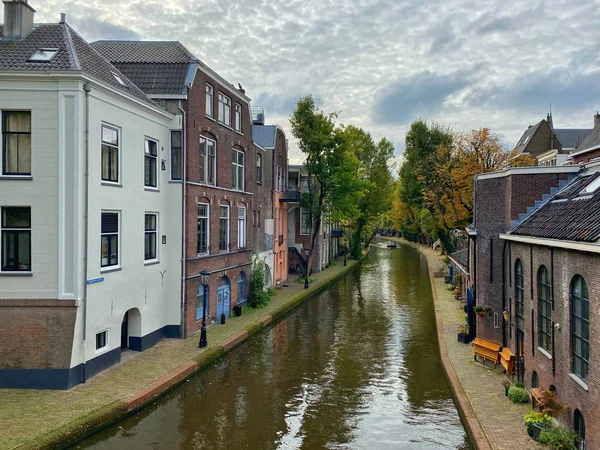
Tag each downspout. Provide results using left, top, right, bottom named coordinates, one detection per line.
left=81, top=82, right=91, bottom=383
left=179, top=100, right=187, bottom=338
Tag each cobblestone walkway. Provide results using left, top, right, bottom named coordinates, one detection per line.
left=0, top=257, right=357, bottom=449
left=403, top=241, right=540, bottom=450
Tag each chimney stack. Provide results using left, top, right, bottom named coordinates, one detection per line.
left=594, top=112, right=600, bottom=128
left=60, top=12, right=66, bottom=23
left=2, top=0, right=36, bottom=40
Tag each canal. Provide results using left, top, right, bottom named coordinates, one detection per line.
left=76, top=244, right=474, bottom=449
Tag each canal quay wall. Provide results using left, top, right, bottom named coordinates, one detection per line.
left=389, top=238, right=540, bottom=450
left=1, top=255, right=365, bottom=450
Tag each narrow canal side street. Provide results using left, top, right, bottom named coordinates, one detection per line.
left=390, top=238, right=541, bottom=450
left=0, top=257, right=359, bottom=450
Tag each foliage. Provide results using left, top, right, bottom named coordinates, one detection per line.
left=457, top=325, right=469, bottom=334
left=267, top=287, right=276, bottom=297
left=537, top=389, right=564, bottom=417
left=502, top=380, right=511, bottom=389
left=539, top=426, right=580, bottom=450
left=248, top=257, right=270, bottom=308
left=523, top=412, right=551, bottom=433
left=508, top=387, right=529, bottom=403
left=299, top=275, right=317, bottom=283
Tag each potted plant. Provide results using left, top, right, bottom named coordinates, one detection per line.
left=502, top=380, right=511, bottom=397
left=453, top=287, right=462, bottom=300
left=457, top=325, right=471, bottom=343
left=523, top=412, right=551, bottom=438
left=473, top=305, right=491, bottom=317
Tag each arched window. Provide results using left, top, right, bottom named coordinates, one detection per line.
left=515, top=259, right=524, bottom=332
left=196, top=284, right=206, bottom=321
left=538, top=266, right=552, bottom=351
left=531, top=371, right=539, bottom=388
left=238, top=272, right=246, bottom=303
left=571, top=276, right=589, bottom=381
left=264, top=264, right=272, bottom=288
left=574, top=409, right=585, bottom=447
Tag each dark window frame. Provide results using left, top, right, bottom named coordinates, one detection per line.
left=1, top=206, right=31, bottom=272
left=101, top=212, right=119, bottom=268
left=571, top=275, right=589, bottom=381
left=2, top=111, right=32, bottom=176
left=170, top=130, right=182, bottom=181
left=219, top=205, right=229, bottom=251
left=101, top=124, right=120, bottom=183
left=256, top=153, right=262, bottom=184
left=144, top=138, right=158, bottom=188
left=197, top=203, right=209, bottom=254
left=144, top=213, right=157, bottom=261
left=515, top=259, right=524, bottom=332
left=538, top=265, right=552, bottom=352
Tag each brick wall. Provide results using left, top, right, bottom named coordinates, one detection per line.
left=0, top=300, right=76, bottom=369
left=506, top=243, right=599, bottom=449
left=574, top=148, right=600, bottom=164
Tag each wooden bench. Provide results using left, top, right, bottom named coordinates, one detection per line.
left=530, top=387, right=542, bottom=409
left=500, top=347, right=515, bottom=375
left=472, top=338, right=501, bottom=367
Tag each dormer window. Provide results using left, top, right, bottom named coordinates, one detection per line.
left=110, top=71, right=127, bottom=87
left=28, top=49, right=58, bottom=63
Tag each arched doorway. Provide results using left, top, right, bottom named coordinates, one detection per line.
left=217, top=276, right=231, bottom=320
left=531, top=371, right=539, bottom=388
left=237, top=272, right=247, bottom=305
left=121, top=308, right=141, bottom=351
left=574, top=409, right=585, bottom=449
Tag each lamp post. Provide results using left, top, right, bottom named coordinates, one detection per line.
left=198, top=269, right=210, bottom=348
left=503, top=308, right=524, bottom=382
left=304, top=248, right=310, bottom=289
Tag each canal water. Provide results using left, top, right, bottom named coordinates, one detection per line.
left=76, top=244, right=473, bottom=449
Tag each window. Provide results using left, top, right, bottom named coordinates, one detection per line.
left=235, top=103, right=242, bottom=132
left=144, top=138, right=158, bottom=188
left=218, top=93, right=231, bottom=126
left=238, top=271, right=246, bottom=303
left=571, top=275, right=589, bottom=381
left=101, top=124, right=119, bottom=183
left=301, top=208, right=311, bottom=235
left=574, top=410, right=585, bottom=448
left=301, top=177, right=309, bottom=193
left=515, top=259, right=524, bottom=332
left=110, top=71, right=126, bottom=86
left=101, top=212, right=119, bottom=268
left=538, top=266, right=552, bottom=352
left=196, top=284, right=207, bottom=320
left=232, top=149, right=244, bottom=190
left=2, top=111, right=31, bottom=175
left=206, top=84, right=214, bottom=117
left=257, top=154, right=262, bottom=184
left=219, top=205, right=229, bottom=251
left=531, top=371, right=539, bottom=388
left=145, top=213, right=157, bottom=261
left=199, top=137, right=216, bottom=185
left=28, top=48, right=58, bottom=62
left=197, top=203, right=209, bottom=254
left=95, top=330, right=108, bottom=352
left=238, top=206, right=246, bottom=248
left=264, top=264, right=272, bottom=287
left=1, top=207, right=31, bottom=272
left=170, top=131, right=182, bottom=180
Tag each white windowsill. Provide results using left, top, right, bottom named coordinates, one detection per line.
left=101, top=181, right=122, bottom=188
left=235, top=130, right=243, bottom=136
left=144, top=260, right=160, bottom=266
left=144, top=186, right=160, bottom=192
left=538, top=347, right=552, bottom=360
left=95, top=345, right=110, bottom=355
left=0, top=175, right=33, bottom=180
left=219, top=122, right=233, bottom=130
left=206, top=115, right=215, bottom=122
left=0, top=271, right=33, bottom=277
left=569, top=373, right=589, bottom=391
left=101, top=266, right=122, bottom=274
left=169, top=179, right=183, bottom=183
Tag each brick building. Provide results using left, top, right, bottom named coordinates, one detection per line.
left=499, top=163, right=600, bottom=449
left=570, top=114, right=600, bottom=165
left=94, top=41, right=254, bottom=337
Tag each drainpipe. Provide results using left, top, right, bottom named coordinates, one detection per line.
left=179, top=100, right=187, bottom=338
left=81, top=82, right=91, bottom=383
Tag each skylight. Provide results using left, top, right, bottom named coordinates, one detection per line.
left=110, top=71, right=127, bottom=87
left=28, top=48, right=58, bottom=62
left=580, top=176, right=600, bottom=196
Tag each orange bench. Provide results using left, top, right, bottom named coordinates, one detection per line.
left=472, top=338, right=501, bottom=366
left=530, top=387, right=542, bottom=409
left=500, top=347, right=515, bottom=375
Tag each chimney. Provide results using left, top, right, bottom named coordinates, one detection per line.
left=2, top=0, right=36, bottom=40
left=594, top=112, right=600, bottom=128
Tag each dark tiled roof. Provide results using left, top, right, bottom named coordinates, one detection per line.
left=0, top=24, right=154, bottom=105
left=91, top=41, right=197, bottom=96
left=573, top=125, right=600, bottom=155
left=253, top=125, right=276, bottom=149
left=514, top=120, right=543, bottom=153
left=554, top=129, right=591, bottom=149
left=450, top=248, right=469, bottom=271
left=512, top=170, right=600, bottom=242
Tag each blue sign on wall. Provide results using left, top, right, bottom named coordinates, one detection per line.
left=86, top=277, right=104, bottom=285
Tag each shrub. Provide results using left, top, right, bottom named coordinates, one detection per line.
left=539, top=426, right=580, bottom=450
left=523, top=412, right=551, bottom=433
left=248, top=257, right=270, bottom=308
left=515, top=381, right=525, bottom=389
left=508, top=387, right=528, bottom=403
left=299, top=275, right=317, bottom=283
left=537, top=389, right=564, bottom=417
left=457, top=325, right=469, bottom=334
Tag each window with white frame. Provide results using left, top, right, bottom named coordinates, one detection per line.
left=219, top=205, right=229, bottom=251
left=257, top=154, right=262, bottom=184
left=95, top=330, right=108, bottom=352
left=235, top=103, right=242, bottom=132
left=301, top=177, right=309, bottom=193
left=199, top=136, right=216, bottom=185
left=144, top=213, right=157, bottom=261
left=218, top=93, right=231, bottom=126
left=2, top=111, right=31, bottom=176
left=301, top=208, right=311, bottom=235
left=170, top=131, right=182, bottom=181
left=232, top=149, right=244, bottom=191
left=206, top=84, right=214, bottom=118
left=197, top=203, right=209, bottom=254
left=1, top=206, right=31, bottom=272
left=101, top=212, right=119, bottom=268
left=238, top=206, right=246, bottom=248
left=101, top=124, right=119, bottom=183
left=144, top=138, right=158, bottom=188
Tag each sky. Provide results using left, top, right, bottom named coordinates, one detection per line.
left=17, top=0, right=600, bottom=165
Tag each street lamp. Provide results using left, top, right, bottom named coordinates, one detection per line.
left=304, top=248, right=310, bottom=289
left=198, top=269, right=210, bottom=348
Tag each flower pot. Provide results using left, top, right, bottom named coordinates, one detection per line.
left=532, top=422, right=552, bottom=441
left=457, top=333, right=472, bottom=344
left=476, top=311, right=487, bottom=317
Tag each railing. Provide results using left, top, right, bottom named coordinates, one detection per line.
left=331, top=229, right=343, bottom=238
left=279, top=189, right=300, bottom=202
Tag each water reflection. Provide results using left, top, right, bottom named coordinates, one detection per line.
left=75, top=245, right=473, bottom=450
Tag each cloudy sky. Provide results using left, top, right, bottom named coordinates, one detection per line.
left=19, top=0, right=600, bottom=164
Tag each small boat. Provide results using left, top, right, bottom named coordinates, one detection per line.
left=386, top=242, right=397, bottom=248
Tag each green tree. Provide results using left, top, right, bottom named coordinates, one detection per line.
left=248, top=256, right=269, bottom=308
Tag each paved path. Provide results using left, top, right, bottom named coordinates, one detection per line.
left=0, top=257, right=357, bottom=450
left=392, top=239, right=540, bottom=450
